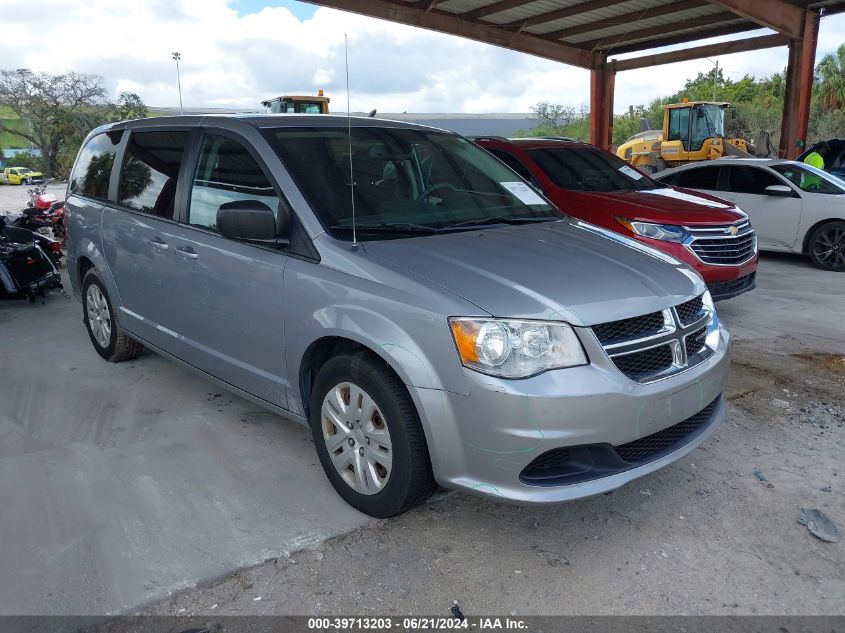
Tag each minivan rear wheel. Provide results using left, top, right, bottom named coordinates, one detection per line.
left=808, top=221, right=845, bottom=271
left=82, top=269, right=144, bottom=362
left=309, top=352, right=435, bottom=518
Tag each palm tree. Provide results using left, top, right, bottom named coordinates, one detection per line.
left=816, top=44, right=845, bottom=112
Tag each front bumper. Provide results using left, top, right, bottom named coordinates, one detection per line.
left=411, top=321, right=731, bottom=504
left=630, top=235, right=758, bottom=287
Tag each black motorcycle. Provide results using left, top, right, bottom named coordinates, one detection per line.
left=6, top=210, right=64, bottom=266
left=0, top=216, right=63, bottom=302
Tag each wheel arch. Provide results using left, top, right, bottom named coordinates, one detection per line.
left=802, top=217, right=845, bottom=253
left=299, top=335, right=417, bottom=420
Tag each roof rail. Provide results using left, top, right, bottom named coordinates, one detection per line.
left=467, top=135, right=510, bottom=142
left=529, top=136, right=581, bottom=142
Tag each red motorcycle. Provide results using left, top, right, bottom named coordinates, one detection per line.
left=14, top=179, right=67, bottom=242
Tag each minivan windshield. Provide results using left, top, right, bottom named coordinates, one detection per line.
left=266, top=126, right=562, bottom=240
left=526, top=146, right=662, bottom=193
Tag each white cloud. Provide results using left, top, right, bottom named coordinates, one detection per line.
left=1, top=0, right=843, bottom=114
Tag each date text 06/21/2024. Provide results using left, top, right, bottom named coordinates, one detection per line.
left=307, top=617, right=529, bottom=630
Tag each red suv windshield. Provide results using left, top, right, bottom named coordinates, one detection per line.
left=526, top=146, right=663, bottom=193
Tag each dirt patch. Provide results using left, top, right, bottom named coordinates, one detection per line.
left=792, top=351, right=845, bottom=375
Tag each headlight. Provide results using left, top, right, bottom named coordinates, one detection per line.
left=702, top=289, right=721, bottom=350
left=449, top=318, right=587, bottom=378
left=616, top=218, right=689, bottom=243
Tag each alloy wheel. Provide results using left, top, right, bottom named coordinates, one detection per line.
left=320, top=381, right=393, bottom=495
left=813, top=226, right=845, bottom=270
left=86, top=284, right=112, bottom=348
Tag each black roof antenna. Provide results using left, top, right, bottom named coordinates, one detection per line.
left=345, top=33, right=358, bottom=248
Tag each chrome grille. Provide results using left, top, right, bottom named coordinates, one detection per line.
left=684, top=327, right=707, bottom=357
left=686, top=221, right=757, bottom=266
left=592, top=311, right=665, bottom=346
left=612, top=344, right=675, bottom=380
left=591, top=294, right=714, bottom=383
left=676, top=296, right=704, bottom=326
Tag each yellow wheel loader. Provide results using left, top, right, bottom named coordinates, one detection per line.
left=262, top=90, right=330, bottom=114
left=616, top=101, right=757, bottom=174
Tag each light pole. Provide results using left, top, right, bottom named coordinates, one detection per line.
left=172, top=52, right=183, bottom=115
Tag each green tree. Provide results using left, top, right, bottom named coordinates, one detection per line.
left=0, top=69, right=107, bottom=177
left=816, top=44, right=845, bottom=112
left=110, top=92, right=148, bottom=121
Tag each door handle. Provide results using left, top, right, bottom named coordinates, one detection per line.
left=149, top=238, right=168, bottom=251
left=176, top=246, right=199, bottom=260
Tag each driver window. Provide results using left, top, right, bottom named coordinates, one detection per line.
left=188, top=134, right=279, bottom=231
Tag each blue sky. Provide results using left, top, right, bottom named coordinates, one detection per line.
left=235, top=0, right=316, bottom=20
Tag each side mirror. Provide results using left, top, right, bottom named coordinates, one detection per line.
left=731, top=108, right=737, bottom=120
left=217, top=200, right=278, bottom=242
left=765, top=184, right=794, bottom=197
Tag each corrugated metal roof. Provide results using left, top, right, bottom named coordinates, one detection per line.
left=562, top=5, right=726, bottom=44
left=362, top=0, right=844, bottom=58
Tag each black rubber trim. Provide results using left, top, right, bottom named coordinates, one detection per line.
left=519, top=396, right=722, bottom=487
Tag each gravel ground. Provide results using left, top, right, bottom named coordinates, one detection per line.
left=87, top=255, right=844, bottom=624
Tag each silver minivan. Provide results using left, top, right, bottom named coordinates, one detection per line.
left=66, top=115, right=731, bottom=517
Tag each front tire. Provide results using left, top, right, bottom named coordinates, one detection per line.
left=82, top=269, right=144, bottom=362
left=309, top=352, right=435, bottom=518
left=808, top=221, right=845, bottom=271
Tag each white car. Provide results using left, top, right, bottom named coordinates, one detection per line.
left=655, top=158, right=845, bottom=271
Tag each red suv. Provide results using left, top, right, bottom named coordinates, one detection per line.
left=474, top=137, right=758, bottom=301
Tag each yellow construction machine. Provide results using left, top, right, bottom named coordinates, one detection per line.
left=616, top=100, right=757, bottom=173
left=262, top=90, right=330, bottom=114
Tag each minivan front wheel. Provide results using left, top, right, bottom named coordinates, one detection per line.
left=82, top=269, right=144, bottom=362
left=309, top=352, right=435, bottom=518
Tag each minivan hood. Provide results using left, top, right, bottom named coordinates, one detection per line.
left=567, top=187, right=745, bottom=225
left=362, top=219, right=704, bottom=326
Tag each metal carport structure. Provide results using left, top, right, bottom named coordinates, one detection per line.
left=303, top=0, right=845, bottom=158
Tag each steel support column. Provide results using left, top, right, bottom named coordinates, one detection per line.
left=590, top=58, right=616, bottom=151
left=779, top=9, right=820, bottom=159
left=795, top=9, right=820, bottom=155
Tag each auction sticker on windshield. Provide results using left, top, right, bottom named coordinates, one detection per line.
left=500, top=181, right=546, bottom=205
left=618, top=165, right=644, bottom=180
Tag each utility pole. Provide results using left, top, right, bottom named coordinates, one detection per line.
left=172, top=52, right=183, bottom=115
left=712, top=59, right=719, bottom=101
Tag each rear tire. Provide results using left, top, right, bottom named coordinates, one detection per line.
left=808, top=221, right=845, bottom=271
left=309, top=352, right=435, bottom=518
left=82, top=269, right=144, bottom=362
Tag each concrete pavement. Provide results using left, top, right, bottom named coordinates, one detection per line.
left=0, top=280, right=370, bottom=615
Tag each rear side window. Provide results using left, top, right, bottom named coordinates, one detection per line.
left=726, top=166, right=782, bottom=195
left=526, top=146, right=657, bottom=192
left=70, top=131, right=122, bottom=199
left=486, top=148, right=533, bottom=181
left=675, top=166, right=720, bottom=190
left=118, top=130, right=191, bottom=218
left=188, top=133, right=279, bottom=231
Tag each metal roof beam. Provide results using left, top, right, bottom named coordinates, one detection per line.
left=705, top=0, right=804, bottom=39
left=301, top=0, right=596, bottom=68
left=580, top=11, right=742, bottom=51
left=608, top=21, right=760, bottom=54
left=612, top=33, right=789, bottom=70
left=543, top=0, right=702, bottom=41
left=458, top=0, right=526, bottom=21
left=502, top=0, right=632, bottom=29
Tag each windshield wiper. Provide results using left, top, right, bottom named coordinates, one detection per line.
left=444, top=216, right=559, bottom=229
left=330, top=222, right=439, bottom=234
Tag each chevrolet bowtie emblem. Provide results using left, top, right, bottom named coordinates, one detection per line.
left=727, top=226, right=738, bottom=236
